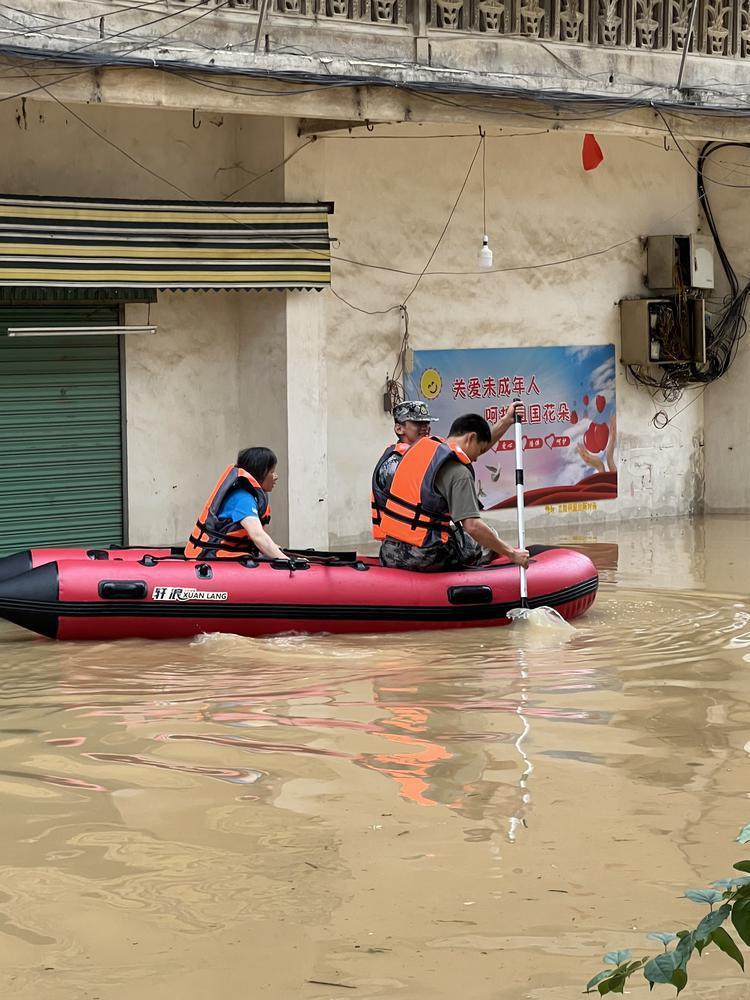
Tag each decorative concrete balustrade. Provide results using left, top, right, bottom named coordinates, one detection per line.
left=428, top=0, right=750, bottom=53
left=185, top=0, right=750, bottom=58
left=207, top=0, right=406, bottom=25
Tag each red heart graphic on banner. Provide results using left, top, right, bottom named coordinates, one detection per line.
left=584, top=421, right=609, bottom=453
left=595, top=394, right=606, bottom=413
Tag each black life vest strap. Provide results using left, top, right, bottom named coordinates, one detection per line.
left=188, top=530, right=251, bottom=553
left=380, top=506, right=451, bottom=533
left=382, top=488, right=449, bottom=523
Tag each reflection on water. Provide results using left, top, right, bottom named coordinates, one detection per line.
left=1, top=516, right=750, bottom=998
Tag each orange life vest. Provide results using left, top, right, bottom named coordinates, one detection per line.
left=185, top=465, right=271, bottom=560
left=376, top=436, right=473, bottom=548
left=371, top=441, right=411, bottom=540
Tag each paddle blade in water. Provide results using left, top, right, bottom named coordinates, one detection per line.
left=507, top=606, right=577, bottom=638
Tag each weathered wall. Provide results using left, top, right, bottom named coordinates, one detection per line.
left=124, top=293, right=241, bottom=545
left=0, top=98, right=292, bottom=545
left=0, top=95, right=711, bottom=549
left=316, top=127, right=704, bottom=546
left=702, top=147, right=750, bottom=514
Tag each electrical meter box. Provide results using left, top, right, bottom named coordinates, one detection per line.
left=647, top=235, right=714, bottom=291
left=620, top=297, right=706, bottom=365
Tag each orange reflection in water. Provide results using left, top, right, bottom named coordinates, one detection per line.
left=354, top=687, right=452, bottom=808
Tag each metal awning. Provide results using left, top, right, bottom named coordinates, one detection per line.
left=0, top=194, right=333, bottom=291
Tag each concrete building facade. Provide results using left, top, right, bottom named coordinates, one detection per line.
left=0, top=0, right=747, bottom=551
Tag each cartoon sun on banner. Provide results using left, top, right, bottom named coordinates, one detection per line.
left=405, top=345, right=617, bottom=509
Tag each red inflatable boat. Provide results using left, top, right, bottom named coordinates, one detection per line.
left=0, top=544, right=360, bottom=582
left=0, top=545, right=597, bottom=640
left=0, top=545, right=176, bottom=583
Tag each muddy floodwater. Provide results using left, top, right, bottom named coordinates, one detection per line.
left=2, top=515, right=750, bottom=999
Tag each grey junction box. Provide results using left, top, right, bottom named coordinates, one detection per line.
left=647, top=235, right=715, bottom=292
left=619, top=298, right=706, bottom=365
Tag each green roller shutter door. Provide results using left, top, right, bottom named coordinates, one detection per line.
left=0, top=306, right=124, bottom=555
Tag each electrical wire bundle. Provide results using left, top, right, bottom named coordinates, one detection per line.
left=695, top=141, right=750, bottom=381
left=384, top=305, right=409, bottom=412
left=627, top=140, right=750, bottom=411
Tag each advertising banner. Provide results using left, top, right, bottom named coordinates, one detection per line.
left=405, top=345, right=617, bottom=511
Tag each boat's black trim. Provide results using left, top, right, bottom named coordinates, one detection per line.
left=0, top=575, right=598, bottom=626
left=0, top=562, right=59, bottom=638
left=0, top=549, right=32, bottom=583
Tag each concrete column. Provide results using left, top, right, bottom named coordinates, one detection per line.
left=282, top=119, right=329, bottom=548
left=285, top=292, right=328, bottom=547
left=238, top=293, right=290, bottom=545
left=235, top=116, right=329, bottom=549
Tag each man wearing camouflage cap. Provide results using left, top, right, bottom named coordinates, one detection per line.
left=371, top=400, right=437, bottom=521
left=393, top=399, right=436, bottom=436
left=371, top=400, right=527, bottom=571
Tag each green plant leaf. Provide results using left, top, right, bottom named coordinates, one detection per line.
left=696, top=903, right=731, bottom=941
left=736, top=824, right=750, bottom=845
left=685, top=889, right=724, bottom=905
left=733, top=896, right=750, bottom=946
left=711, top=927, right=745, bottom=970
left=604, top=950, right=631, bottom=966
left=647, top=932, right=678, bottom=946
left=733, top=861, right=750, bottom=873
left=599, top=974, right=627, bottom=995
left=676, top=931, right=690, bottom=939
left=676, top=933, right=696, bottom=968
left=644, top=951, right=681, bottom=984
left=586, top=970, right=613, bottom=992
left=671, top=968, right=688, bottom=995
left=713, top=877, right=750, bottom=890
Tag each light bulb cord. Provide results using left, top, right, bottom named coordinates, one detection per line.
left=481, top=129, right=487, bottom=236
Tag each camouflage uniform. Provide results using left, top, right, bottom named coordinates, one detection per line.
left=379, top=400, right=493, bottom=571
left=380, top=525, right=493, bottom=572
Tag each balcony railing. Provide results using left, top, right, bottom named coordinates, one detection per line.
left=428, top=0, right=750, bottom=55
left=183, top=0, right=750, bottom=58
left=209, top=0, right=406, bottom=25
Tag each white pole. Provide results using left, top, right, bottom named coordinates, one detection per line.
left=513, top=398, right=529, bottom=608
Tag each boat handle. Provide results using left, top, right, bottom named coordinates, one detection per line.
left=447, top=585, right=493, bottom=605
left=99, top=581, right=148, bottom=600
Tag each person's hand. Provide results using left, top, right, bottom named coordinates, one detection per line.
left=576, top=441, right=605, bottom=473
left=509, top=547, right=530, bottom=567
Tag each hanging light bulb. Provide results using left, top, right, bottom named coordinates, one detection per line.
left=478, top=234, right=493, bottom=268
left=477, top=131, right=493, bottom=270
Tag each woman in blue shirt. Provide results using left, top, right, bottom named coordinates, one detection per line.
left=186, top=446, right=289, bottom=561
left=216, top=447, right=287, bottom=560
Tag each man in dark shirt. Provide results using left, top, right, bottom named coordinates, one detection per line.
left=375, top=400, right=436, bottom=495
left=379, top=412, right=529, bottom=572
